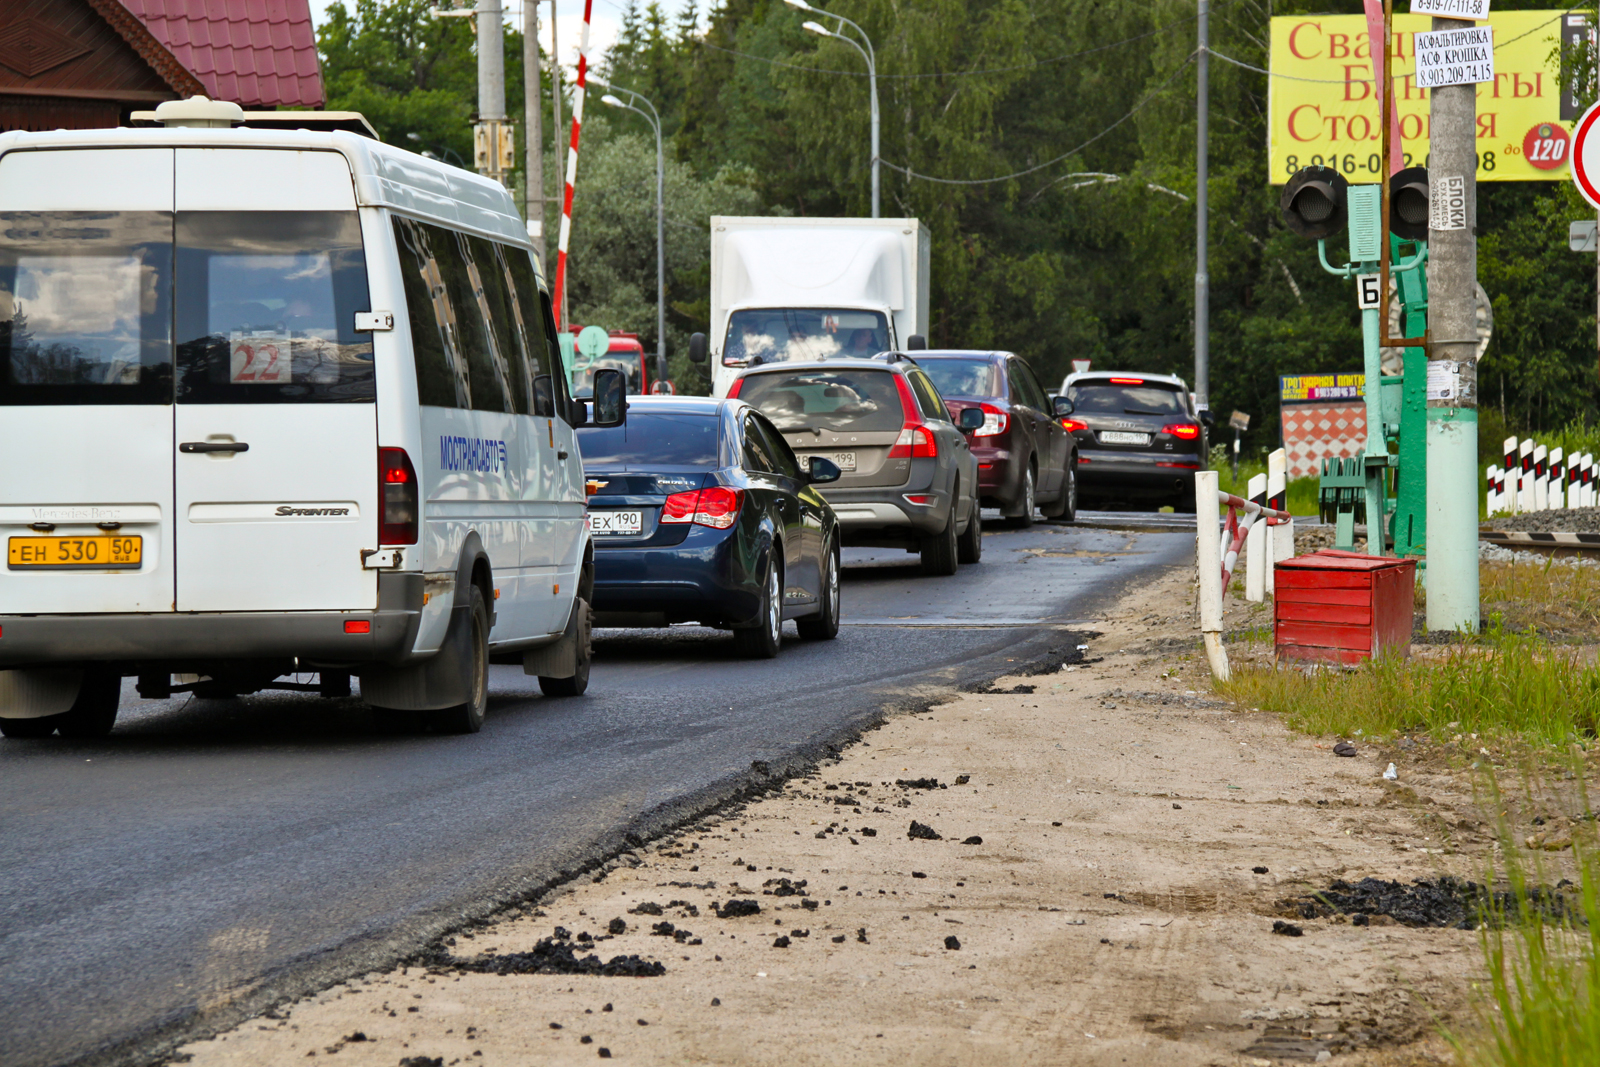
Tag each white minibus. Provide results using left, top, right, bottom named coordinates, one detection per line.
left=0, top=97, right=625, bottom=738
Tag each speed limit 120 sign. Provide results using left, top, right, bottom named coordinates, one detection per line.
left=1571, top=102, right=1600, bottom=207
left=1524, top=122, right=1570, bottom=170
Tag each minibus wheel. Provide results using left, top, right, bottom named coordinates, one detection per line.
left=55, top=671, right=121, bottom=739
left=429, top=585, right=490, bottom=734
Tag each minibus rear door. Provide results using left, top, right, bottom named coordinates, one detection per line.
left=0, top=148, right=178, bottom=614
left=171, top=150, right=378, bottom=613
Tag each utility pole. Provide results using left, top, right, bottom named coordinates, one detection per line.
left=524, top=0, right=544, bottom=263
left=1194, top=0, right=1210, bottom=414
left=1425, top=13, right=1481, bottom=633
left=475, top=0, right=511, bottom=185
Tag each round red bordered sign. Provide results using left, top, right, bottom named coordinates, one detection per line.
left=1523, top=122, right=1570, bottom=171
left=1572, top=103, right=1600, bottom=208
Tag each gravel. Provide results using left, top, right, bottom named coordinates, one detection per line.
left=1483, top=505, right=1600, bottom=534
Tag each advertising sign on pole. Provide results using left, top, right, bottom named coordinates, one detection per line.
left=1268, top=11, right=1568, bottom=184
left=1410, top=0, right=1489, bottom=18
left=1413, top=25, right=1494, bottom=89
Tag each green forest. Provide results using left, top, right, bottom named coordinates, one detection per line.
left=316, top=0, right=1600, bottom=454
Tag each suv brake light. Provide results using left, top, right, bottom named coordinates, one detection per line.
left=887, top=423, right=938, bottom=459
left=378, top=447, right=418, bottom=545
left=1059, top=417, right=1088, bottom=433
left=974, top=403, right=1007, bottom=437
left=659, top=486, right=745, bottom=529
left=1161, top=423, right=1201, bottom=440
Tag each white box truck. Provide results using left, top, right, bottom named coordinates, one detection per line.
left=692, top=217, right=930, bottom=397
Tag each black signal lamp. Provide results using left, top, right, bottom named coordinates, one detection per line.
left=1279, top=166, right=1349, bottom=241
left=1387, top=166, right=1429, bottom=241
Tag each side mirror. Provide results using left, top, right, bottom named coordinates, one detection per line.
left=906, top=334, right=927, bottom=351
left=569, top=396, right=588, bottom=428
left=1199, top=409, right=1216, bottom=429
left=1051, top=396, right=1074, bottom=418
left=957, top=407, right=984, bottom=432
left=591, top=367, right=628, bottom=427
left=808, top=456, right=842, bottom=484
left=688, top=332, right=708, bottom=364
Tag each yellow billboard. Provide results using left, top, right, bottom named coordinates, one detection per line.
left=1269, top=11, right=1571, bottom=184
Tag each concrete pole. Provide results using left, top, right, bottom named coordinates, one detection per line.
left=1424, top=14, right=1481, bottom=633
left=523, top=0, right=544, bottom=263
left=551, top=2, right=563, bottom=295
left=1194, top=0, right=1210, bottom=413
left=478, top=0, right=505, bottom=120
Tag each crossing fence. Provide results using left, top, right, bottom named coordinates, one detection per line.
left=1487, top=436, right=1596, bottom=516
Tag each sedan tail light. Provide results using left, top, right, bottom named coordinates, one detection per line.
left=974, top=403, right=1008, bottom=437
left=1161, top=423, right=1202, bottom=440
left=887, top=424, right=938, bottom=459
left=378, top=447, right=418, bottom=545
left=659, top=486, right=745, bottom=529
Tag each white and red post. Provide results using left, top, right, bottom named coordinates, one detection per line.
left=551, top=0, right=594, bottom=328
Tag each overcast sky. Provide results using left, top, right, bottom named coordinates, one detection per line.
left=308, top=0, right=710, bottom=77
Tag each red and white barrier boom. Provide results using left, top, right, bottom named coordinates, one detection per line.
left=551, top=0, right=594, bottom=327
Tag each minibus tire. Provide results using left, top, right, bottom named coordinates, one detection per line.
left=539, top=598, right=593, bottom=697
left=0, top=715, right=60, bottom=739
left=54, top=670, right=121, bottom=739
left=427, top=586, right=490, bottom=734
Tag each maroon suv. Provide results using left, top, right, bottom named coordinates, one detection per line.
left=916, top=350, right=1076, bottom=526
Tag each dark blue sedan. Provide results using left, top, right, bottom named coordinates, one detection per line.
left=575, top=396, right=843, bottom=658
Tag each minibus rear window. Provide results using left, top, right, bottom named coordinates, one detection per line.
left=175, top=212, right=374, bottom=404
left=0, top=211, right=174, bottom=406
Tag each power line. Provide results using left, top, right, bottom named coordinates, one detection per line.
left=692, top=13, right=1198, bottom=81
left=879, top=53, right=1198, bottom=187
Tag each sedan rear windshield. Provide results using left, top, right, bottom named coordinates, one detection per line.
left=738, top=369, right=905, bottom=433
left=577, top=412, right=721, bottom=468
left=1067, top=382, right=1187, bottom=416
left=920, top=358, right=999, bottom=399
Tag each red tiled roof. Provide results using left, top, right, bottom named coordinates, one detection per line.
left=117, top=0, right=324, bottom=109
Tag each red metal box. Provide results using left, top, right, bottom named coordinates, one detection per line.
left=1274, top=550, right=1417, bottom=665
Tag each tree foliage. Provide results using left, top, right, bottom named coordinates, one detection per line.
left=319, top=0, right=1600, bottom=448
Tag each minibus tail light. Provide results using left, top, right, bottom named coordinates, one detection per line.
left=379, top=447, right=418, bottom=545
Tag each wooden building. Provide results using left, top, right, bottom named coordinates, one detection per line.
left=0, top=0, right=323, bottom=133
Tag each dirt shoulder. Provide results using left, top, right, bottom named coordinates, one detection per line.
left=175, top=566, right=1495, bottom=1067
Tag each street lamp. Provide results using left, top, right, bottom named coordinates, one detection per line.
left=592, top=76, right=668, bottom=390
left=786, top=0, right=878, bottom=218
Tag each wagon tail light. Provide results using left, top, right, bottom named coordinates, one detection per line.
left=378, top=447, right=419, bottom=545
left=973, top=403, right=1007, bottom=438
left=660, top=486, right=745, bottom=530
left=887, top=374, right=938, bottom=458
left=1162, top=423, right=1202, bottom=440
left=726, top=377, right=745, bottom=399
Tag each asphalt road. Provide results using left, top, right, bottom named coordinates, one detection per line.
left=0, top=517, right=1191, bottom=1067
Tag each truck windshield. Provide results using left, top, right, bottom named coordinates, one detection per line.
left=572, top=353, right=642, bottom=397
left=722, top=308, right=889, bottom=366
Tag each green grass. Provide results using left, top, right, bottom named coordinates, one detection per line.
left=1212, top=453, right=1320, bottom=518
left=1217, top=635, right=1600, bottom=749
left=1458, top=783, right=1600, bottom=1067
